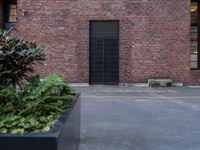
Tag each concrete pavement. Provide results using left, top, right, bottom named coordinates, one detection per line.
left=74, top=86, right=200, bottom=150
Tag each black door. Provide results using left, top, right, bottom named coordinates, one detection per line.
left=90, top=21, right=119, bottom=85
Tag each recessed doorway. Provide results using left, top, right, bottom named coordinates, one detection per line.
left=89, top=21, right=119, bottom=85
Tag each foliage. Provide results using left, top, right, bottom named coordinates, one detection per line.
left=0, top=29, right=46, bottom=89
left=0, top=75, right=75, bottom=134
left=0, top=30, right=75, bottom=134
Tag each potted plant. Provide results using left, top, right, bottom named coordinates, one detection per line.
left=0, top=30, right=80, bottom=150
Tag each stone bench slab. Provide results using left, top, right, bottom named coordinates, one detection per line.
left=148, top=79, right=173, bottom=87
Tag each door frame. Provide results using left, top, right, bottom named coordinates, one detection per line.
left=89, top=20, right=120, bottom=85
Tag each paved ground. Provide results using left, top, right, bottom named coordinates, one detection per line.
left=74, top=86, right=200, bottom=150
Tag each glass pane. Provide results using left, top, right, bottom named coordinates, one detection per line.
left=10, top=5, right=17, bottom=9
left=191, top=61, right=198, bottom=68
left=191, top=2, right=198, bottom=25
left=191, top=54, right=198, bottom=61
left=9, top=5, right=17, bottom=22
left=191, top=2, right=198, bottom=69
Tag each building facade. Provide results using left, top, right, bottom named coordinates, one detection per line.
left=0, top=0, right=200, bottom=85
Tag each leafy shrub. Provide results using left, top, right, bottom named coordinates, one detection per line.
left=0, top=75, right=75, bottom=134
left=0, top=29, right=46, bottom=89
left=0, top=30, right=75, bottom=134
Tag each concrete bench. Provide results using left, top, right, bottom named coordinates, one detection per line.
left=148, top=79, right=173, bottom=87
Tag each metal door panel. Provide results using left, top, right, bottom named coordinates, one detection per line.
left=90, top=21, right=119, bottom=85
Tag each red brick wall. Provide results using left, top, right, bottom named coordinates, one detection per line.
left=13, top=0, right=200, bottom=84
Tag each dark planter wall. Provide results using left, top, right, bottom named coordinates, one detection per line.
left=13, top=0, right=199, bottom=84
left=0, top=94, right=81, bottom=150
left=57, top=94, right=81, bottom=150
left=0, top=1, right=3, bottom=27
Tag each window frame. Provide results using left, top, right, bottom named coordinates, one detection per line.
left=3, top=0, right=17, bottom=30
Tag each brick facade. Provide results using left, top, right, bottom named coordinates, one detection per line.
left=10, top=0, right=200, bottom=85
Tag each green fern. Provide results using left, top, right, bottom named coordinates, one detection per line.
left=23, top=75, right=63, bottom=101
left=0, top=75, right=75, bottom=134
left=34, top=75, right=62, bottom=97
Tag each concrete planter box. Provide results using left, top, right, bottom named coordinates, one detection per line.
left=0, top=94, right=81, bottom=150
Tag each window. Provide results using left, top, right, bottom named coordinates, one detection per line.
left=8, top=4, right=17, bottom=23
left=3, top=0, right=17, bottom=29
left=191, top=1, right=200, bottom=69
